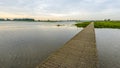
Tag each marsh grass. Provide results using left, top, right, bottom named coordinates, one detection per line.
left=75, top=21, right=120, bottom=28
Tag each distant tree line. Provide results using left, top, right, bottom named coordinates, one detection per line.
left=13, top=18, right=35, bottom=21
left=0, top=18, right=5, bottom=21
left=0, top=18, right=83, bottom=22
left=104, top=19, right=111, bottom=21
left=0, top=18, right=35, bottom=21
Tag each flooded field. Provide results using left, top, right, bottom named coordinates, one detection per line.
left=96, top=29, right=120, bottom=68
left=0, top=21, right=81, bottom=68
left=0, top=21, right=120, bottom=68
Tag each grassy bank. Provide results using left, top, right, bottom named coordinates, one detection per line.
left=75, top=21, right=120, bottom=28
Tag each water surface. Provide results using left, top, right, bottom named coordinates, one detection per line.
left=0, top=21, right=81, bottom=68
left=96, top=29, right=120, bottom=68
left=0, top=21, right=120, bottom=68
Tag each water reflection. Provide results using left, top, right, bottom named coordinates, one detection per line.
left=96, top=29, right=120, bottom=68
left=0, top=21, right=81, bottom=68
left=1, top=21, right=120, bottom=68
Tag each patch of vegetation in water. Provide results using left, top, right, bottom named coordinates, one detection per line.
left=75, top=21, right=120, bottom=28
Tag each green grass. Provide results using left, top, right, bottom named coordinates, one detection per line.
left=75, top=21, right=120, bottom=28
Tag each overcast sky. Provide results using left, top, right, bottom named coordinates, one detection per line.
left=0, top=0, right=120, bottom=20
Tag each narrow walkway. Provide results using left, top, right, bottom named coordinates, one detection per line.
left=36, top=23, right=99, bottom=68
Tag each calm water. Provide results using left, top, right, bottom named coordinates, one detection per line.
left=0, top=21, right=120, bottom=68
left=96, top=29, right=120, bottom=68
left=0, top=21, right=81, bottom=68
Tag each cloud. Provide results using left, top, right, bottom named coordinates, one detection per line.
left=0, top=0, right=120, bottom=20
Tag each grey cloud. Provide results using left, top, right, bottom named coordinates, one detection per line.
left=0, top=0, right=120, bottom=19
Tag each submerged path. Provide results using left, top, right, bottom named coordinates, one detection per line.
left=36, top=23, right=99, bottom=68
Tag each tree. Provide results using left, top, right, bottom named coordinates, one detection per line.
left=0, top=18, right=5, bottom=21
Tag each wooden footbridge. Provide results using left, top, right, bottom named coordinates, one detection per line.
left=36, top=23, right=99, bottom=68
